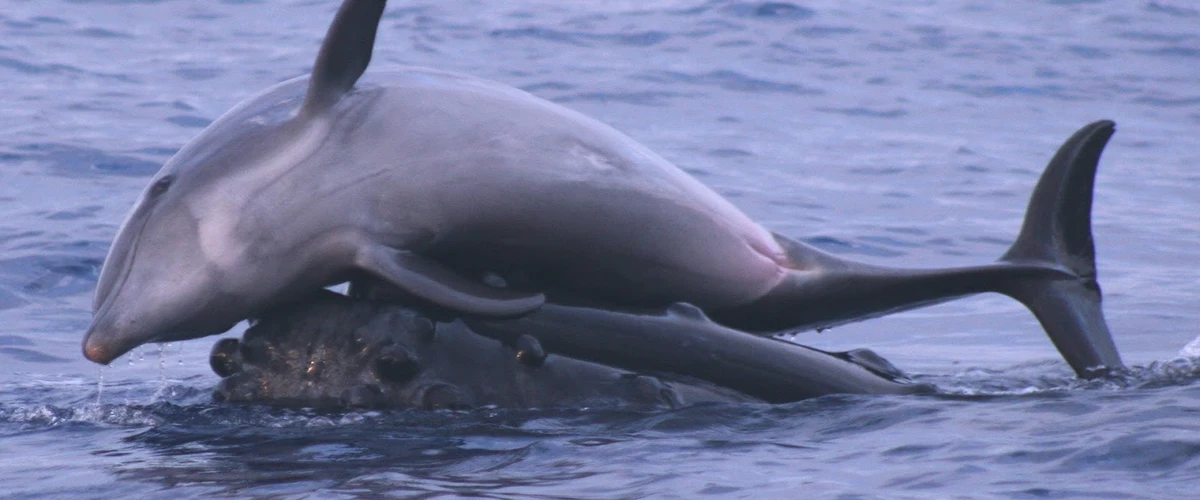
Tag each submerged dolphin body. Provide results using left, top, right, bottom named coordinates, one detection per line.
left=84, top=0, right=1123, bottom=377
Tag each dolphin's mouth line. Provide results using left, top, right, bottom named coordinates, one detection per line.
left=88, top=206, right=154, bottom=356
left=93, top=214, right=146, bottom=318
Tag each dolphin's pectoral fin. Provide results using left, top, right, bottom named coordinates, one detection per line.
left=356, top=245, right=545, bottom=317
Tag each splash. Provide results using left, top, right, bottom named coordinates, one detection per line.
left=158, top=343, right=167, bottom=390
left=927, top=358, right=1200, bottom=396
left=96, top=365, right=105, bottom=405
left=1178, top=334, right=1200, bottom=358
left=151, top=343, right=176, bottom=402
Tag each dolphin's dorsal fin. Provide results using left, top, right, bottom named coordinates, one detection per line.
left=302, top=0, right=387, bottom=116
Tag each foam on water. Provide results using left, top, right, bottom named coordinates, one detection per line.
left=1, top=363, right=1196, bottom=498
left=1179, top=335, right=1200, bottom=359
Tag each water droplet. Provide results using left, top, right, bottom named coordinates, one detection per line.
left=157, top=343, right=168, bottom=398
left=96, top=365, right=105, bottom=405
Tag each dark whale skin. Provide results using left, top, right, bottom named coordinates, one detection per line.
left=211, top=292, right=761, bottom=409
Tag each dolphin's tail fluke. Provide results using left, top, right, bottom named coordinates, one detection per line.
left=997, top=120, right=1122, bottom=376
left=713, top=121, right=1123, bottom=378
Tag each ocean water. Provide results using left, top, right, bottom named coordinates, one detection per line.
left=1, top=0, right=1198, bottom=498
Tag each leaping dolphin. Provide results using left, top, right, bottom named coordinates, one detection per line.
left=83, top=0, right=1123, bottom=377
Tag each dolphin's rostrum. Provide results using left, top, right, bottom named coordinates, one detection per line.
left=84, top=0, right=1123, bottom=378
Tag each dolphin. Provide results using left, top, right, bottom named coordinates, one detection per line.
left=83, top=0, right=1123, bottom=378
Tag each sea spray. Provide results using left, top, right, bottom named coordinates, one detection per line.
left=95, top=364, right=105, bottom=405
left=149, top=343, right=180, bottom=401
left=158, top=343, right=167, bottom=384
left=1179, top=334, right=1200, bottom=359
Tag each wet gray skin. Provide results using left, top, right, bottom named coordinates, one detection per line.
left=210, top=291, right=925, bottom=409
left=211, top=291, right=763, bottom=409
left=87, top=1, right=1125, bottom=379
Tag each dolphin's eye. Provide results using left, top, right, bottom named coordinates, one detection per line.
left=150, top=176, right=173, bottom=196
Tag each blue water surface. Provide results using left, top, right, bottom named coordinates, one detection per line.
left=1, top=0, right=1198, bottom=498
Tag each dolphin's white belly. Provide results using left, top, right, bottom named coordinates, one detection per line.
left=349, top=68, right=789, bottom=307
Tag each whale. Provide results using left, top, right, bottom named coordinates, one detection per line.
left=209, top=290, right=926, bottom=409
left=83, top=0, right=1124, bottom=378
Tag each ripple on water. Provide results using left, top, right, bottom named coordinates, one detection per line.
left=720, top=2, right=816, bottom=21
left=0, top=0, right=1198, bottom=497
left=635, top=69, right=823, bottom=95
left=1, top=253, right=101, bottom=299
left=0, top=359, right=1194, bottom=497
left=5, top=143, right=160, bottom=177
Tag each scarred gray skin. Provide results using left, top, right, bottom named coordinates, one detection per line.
left=84, top=1, right=1125, bottom=378
left=210, top=291, right=762, bottom=409
left=209, top=291, right=923, bottom=409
